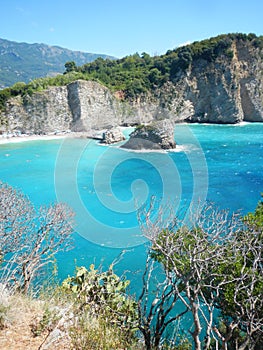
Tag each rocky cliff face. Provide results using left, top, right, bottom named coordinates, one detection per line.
left=183, top=40, right=263, bottom=123
left=67, top=80, right=122, bottom=133
left=4, top=86, right=71, bottom=134
left=124, top=40, right=263, bottom=124
left=2, top=39, right=262, bottom=133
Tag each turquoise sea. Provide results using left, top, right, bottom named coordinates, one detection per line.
left=0, top=123, right=263, bottom=290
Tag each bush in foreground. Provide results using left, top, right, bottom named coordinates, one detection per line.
left=0, top=182, right=262, bottom=349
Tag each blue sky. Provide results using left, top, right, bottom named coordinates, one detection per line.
left=1, top=0, right=262, bottom=58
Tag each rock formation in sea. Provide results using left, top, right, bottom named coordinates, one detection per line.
left=1, top=35, right=262, bottom=134
left=101, top=127, right=125, bottom=144
left=121, top=120, right=176, bottom=150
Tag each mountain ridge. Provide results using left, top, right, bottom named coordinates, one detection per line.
left=0, top=37, right=115, bottom=88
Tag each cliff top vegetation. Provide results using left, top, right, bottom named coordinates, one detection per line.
left=0, top=33, right=262, bottom=112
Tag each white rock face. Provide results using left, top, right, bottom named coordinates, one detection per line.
left=67, top=80, right=122, bottom=133
left=5, top=86, right=71, bottom=134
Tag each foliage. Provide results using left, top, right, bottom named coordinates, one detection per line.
left=215, top=197, right=263, bottom=349
left=69, top=310, right=138, bottom=350
left=64, top=61, right=77, bottom=73
left=244, top=194, right=263, bottom=229
left=0, top=180, right=262, bottom=348
left=0, top=88, right=11, bottom=111
left=62, top=263, right=138, bottom=342
left=0, top=182, right=74, bottom=293
left=0, top=33, right=261, bottom=111
left=138, top=255, right=189, bottom=350
left=135, top=123, right=156, bottom=132
left=63, top=262, right=190, bottom=349
left=140, top=200, right=263, bottom=350
left=0, top=37, right=115, bottom=88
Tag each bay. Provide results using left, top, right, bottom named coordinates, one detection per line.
left=0, top=123, right=262, bottom=290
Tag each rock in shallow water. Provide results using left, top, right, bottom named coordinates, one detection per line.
left=121, top=119, right=176, bottom=150
left=101, top=127, right=125, bottom=144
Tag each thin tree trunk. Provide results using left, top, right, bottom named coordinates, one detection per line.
left=191, top=302, right=202, bottom=350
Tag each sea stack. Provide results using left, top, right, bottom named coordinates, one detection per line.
left=121, top=119, right=176, bottom=150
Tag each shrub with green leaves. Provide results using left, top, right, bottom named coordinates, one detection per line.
left=62, top=264, right=138, bottom=340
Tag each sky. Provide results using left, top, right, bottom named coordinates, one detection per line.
left=1, top=0, right=263, bottom=58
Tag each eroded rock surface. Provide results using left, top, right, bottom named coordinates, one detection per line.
left=101, top=127, right=125, bottom=144
left=121, top=120, right=176, bottom=150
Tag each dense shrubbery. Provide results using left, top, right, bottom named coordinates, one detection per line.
left=0, top=33, right=262, bottom=111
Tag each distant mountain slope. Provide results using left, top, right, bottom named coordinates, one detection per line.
left=0, top=38, right=115, bottom=88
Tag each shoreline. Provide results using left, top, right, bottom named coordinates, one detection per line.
left=0, top=131, right=98, bottom=145
left=0, top=134, right=67, bottom=145
left=0, top=121, right=260, bottom=146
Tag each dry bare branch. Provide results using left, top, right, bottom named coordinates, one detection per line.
left=0, top=182, right=74, bottom=294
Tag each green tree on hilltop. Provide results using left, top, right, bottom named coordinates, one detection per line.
left=64, top=61, right=77, bottom=73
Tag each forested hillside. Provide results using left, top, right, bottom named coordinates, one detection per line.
left=0, top=38, right=115, bottom=88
